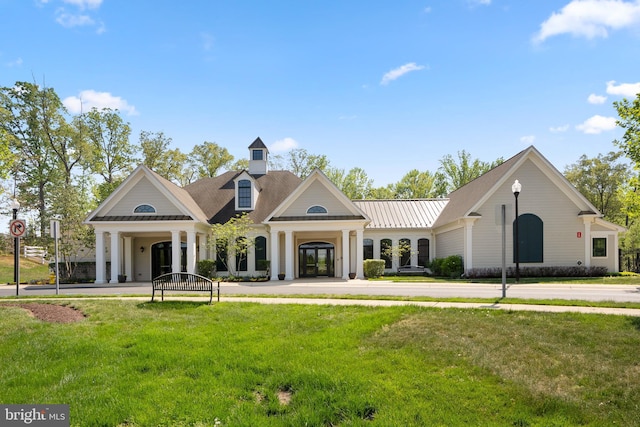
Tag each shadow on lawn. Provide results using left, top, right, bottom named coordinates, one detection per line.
left=629, top=316, right=640, bottom=331
left=136, top=301, right=212, bottom=311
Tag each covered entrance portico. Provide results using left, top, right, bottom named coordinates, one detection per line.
left=91, top=221, right=210, bottom=284
left=267, top=219, right=368, bottom=281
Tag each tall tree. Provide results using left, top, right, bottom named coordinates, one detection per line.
left=189, top=141, right=234, bottom=178
left=393, top=169, right=438, bottom=199
left=437, top=150, right=503, bottom=194
left=614, top=93, right=640, bottom=165
left=326, top=167, right=373, bottom=199
left=282, top=148, right=330, bottom=179
left=0, top=82, right=65, bottom=235
left=139, top=131, right=188, bottom=184
left=82, top=108, right=136, bottom=203
left=564, top=151, right=629, bottom=224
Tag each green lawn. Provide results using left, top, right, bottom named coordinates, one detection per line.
left=0, top=299, right=639, bottom=426
left=0, top=254, right=50, bottom=284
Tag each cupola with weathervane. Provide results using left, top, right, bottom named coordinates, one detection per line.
left=248, top=137, right=268, bottom=175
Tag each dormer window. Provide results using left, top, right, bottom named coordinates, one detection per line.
left=134, top=204, right=156, bottom=213
left=307, top=205, right=328, bottom=214
left=238, top=179, right=252, bottom=209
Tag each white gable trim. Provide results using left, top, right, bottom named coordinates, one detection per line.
left=264, top=168, right=370, bottom=222
left=85, top=165, right=201, bottom=223
left=467, top=146, right=601, bottom=218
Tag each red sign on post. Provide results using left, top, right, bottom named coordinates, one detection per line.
left=9, top=219, right=26, bottom=238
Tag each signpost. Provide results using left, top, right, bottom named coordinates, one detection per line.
left=9, top=201, right=23, bottom=295
left=51, top=220, right=60, bottom=295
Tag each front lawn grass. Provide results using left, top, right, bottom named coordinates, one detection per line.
left=1, top=300, right=639, bottom=426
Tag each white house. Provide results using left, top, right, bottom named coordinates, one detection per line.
left=84, top=138, right=624, bottom=283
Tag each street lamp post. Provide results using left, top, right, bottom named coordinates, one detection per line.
left=10, top=199, right=20, bottom=295
left=512, top=180, right=521, bottom=284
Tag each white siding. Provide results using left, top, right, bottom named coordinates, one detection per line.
left=471, top=159, right=591, bottom=269
left=105, top=177, right=183, bottom=216
left=436, top=227, right=464, bottom=259
left=284, top=180, right=353, bottom=216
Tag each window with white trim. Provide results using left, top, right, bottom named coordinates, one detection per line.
left=238, top=179, right=251, bottom=209
left=307, top=205, right=327, bottom=214
left=592, top=237, right=607, bottom=257
left=134, top=204, right=156, bottom=213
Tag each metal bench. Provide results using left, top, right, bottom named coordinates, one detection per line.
left=151, top=272, right=219, bottom=304
left=397, top=265, right=428, bottom=276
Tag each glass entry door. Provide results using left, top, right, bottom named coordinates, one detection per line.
left=299, top=242, right=334, bottom=277
left=151, top=241, right=187, bottom=279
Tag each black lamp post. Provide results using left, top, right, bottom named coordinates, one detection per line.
left=10, top=198, right=20, bottom=295
left=511, top=180, right=521, bottom=283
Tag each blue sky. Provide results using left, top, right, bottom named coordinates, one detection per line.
left=2, top=0, right=640, bottom=187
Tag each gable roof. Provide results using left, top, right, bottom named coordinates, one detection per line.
left=85, top=164, right=208, bottom=223
left=184, top=169, right=301, bottom=224
left=248, top=137, right=268, bottom=151
left=265, top=168, right=369, bottom=223
left=432, top=146, right=602, bottom=229
left=354, top=199, right=448, bottom=229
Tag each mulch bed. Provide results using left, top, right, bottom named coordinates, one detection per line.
left=0, top=303, right=86, bottom=323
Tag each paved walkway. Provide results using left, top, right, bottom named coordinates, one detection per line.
left=220, top=296, right=640, bottom=316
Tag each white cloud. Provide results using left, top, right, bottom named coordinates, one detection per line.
left=575, top=115, right=617, bottom=134
left=606, top=80, right=640, bottom=97
left=201, top=32, right=215, bottom=51
left=587, top=93, right=607, bottom=104
left=63, top=90, right=138, bottom=116
left=380, top=62, right=427, bottom=85
left=56, top=10, right=95, bottom=28
left=6, top=57, right=23, bottom=67
left=269, top=137, right=298, bottom=152
left=533, top=0, right=640, bottom=43
left=470, top=0, right=491, bottom=5
left=520, top=135, right=536, bottom=144
left=549, top=124, right=570, bottom=133
left=63, top=0, right=102, bottom=9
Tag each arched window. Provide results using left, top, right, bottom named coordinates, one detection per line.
left=307, top=205, right=328, bottom=214
left=134, top=204, right=156, bottom=213
left=380, top=239, right=392, bottom=269
left=363, top=238, right=373, bottom=260
left=514, top=213, right=543, bottom=263
left=400, top=238, right=411, bottom=266
left=254, top=236, right=267, bottom=270
left=418, top=238, right=429, bottom=267
left=238, top=180, right=251, bottom=208
left=236, top=237, right=248, bottom=272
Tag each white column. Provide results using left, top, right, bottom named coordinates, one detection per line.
left=198, top=233, right=208, bottom=261
left=109, top=231, right=120, bottom=284
left=430, top=232, right=436, bottom=263
left=172, top=230, right=181, bottom=273
left=342, top=229, right=350, bottom=279
left=583, top=220, right=592, bottom=268
left=613, top=232, right=620, bottom=272
left=464, top=219, right=474, bottom=271
left=95, top=231, right=106, bottom=284
left=124, top=236, right=133, bottom=282
left=356, top=229, right=364, bottom=279
left=284, top=230, right=294, bottom=280
left=186, top=231, right=197, bottom=273
left=270, top=230, right=279, bottom=280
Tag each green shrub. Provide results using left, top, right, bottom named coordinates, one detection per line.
left=429, top=255, right=464, bottom=278
left=196, top=259, right=217, bottom=278
left=363, top=259, right=385, bottom=278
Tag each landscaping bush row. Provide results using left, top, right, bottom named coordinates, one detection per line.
left=464, top=265, right=609, bottom=279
